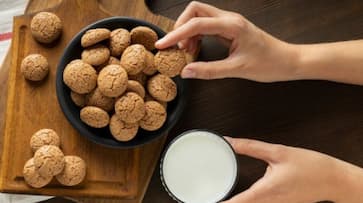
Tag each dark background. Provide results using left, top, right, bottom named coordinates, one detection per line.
left=46, top=0, right=363, bottom=202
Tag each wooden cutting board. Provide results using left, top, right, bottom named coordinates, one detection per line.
left=0, top=0, right=175, bottom=201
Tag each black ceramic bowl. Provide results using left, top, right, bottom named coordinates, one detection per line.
left=56, top=17, right=188, bottom=148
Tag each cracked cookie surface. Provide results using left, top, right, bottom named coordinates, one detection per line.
left=63, top=59, right=97, bottom=94
left=143, top=50, right=157, bottom=75
left=120, top=44, right=146, bottom=75
left=130, top=26, right=158, bottom=51
left=97, top=64, right=128, bottom=97
left=139, top=101, right=167, bottom=131
left=30, top=129, right=60, bottom=152
left=109, top=115, right=139, bottom=141
left=21, top=54, right=49, bottom=81
left=145, top=93, right=167, bottom=109
left=82, top=44, right=110, bottom=66
left=86, top=87, right=115, bottom=112
left=56, top=156, right=86, bottom=186
left=115, top=92, right=145, bottom=123
left=154, top=47, right=186, bottom=77
left=81, top=28, right=110, bottom=47
left=110, top=28, right=131, bottom=56
left=30, top=12, right=62, bottom=44
left=80, top=106, right=110, bottom=128
left=23, top=158, right=53, bottom=188
left=147, top=74, right=177, bottom=102
left=33, top=145, right=65, bottom=177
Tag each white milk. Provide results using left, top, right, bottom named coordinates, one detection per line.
left=161, top=130, right=237, bottom=203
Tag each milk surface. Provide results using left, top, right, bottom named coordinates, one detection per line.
left=162, top=131, right=237, bottom=203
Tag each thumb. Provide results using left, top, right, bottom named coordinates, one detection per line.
left=181, top=59, right=234, bottom=79
left=224, top=136, right=283, bottom=163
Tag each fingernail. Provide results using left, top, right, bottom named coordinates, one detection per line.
left=178, top=42, right=185, bottom=49
left=155, top=39, right=164, bottom=47
left=223, top=136, right=234, bottom=145
left=181, top=68, right=196, bottom=79
left=223, top=136, right=232, bottom=142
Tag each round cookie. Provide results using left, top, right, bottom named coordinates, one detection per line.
left=86, top=87, right=115, bottom=112
left=147, top=74, right=177, bottom=102
left=139, top=101, right=167, bottom=131
left=30, top=12, right=62, bottom=44
left=56, top=156, right=86, bottom=186
left=96, top=56, right=120, bottom=72
left=126, top=80, right=145, bottom=98
left=154, top=47, right=186, bottom=77
left=144, top=93, right=167, bottom=109
left=108, top=56, right=121, bottom=65
left=20, top=54, right=49, bottom=81
left=30, top=129, right=60, bottom=152
left=120, top=44, right=146, bottom=75
left=23, top=158, right=52, bottom=188
left=80, top=106, right=110, bottom=128
left=143, top=50, right=157, bottom=75
left=63, top=59, right=97, bottom=94
left=97, top=64, right=128, bottom=97
left=70, top=91, right=86, bottom=107
left=81, top=28, right=110, bottom=47
left=109, top=114, right=139, bottom=142
left=130, top=26, right=158, bottom=51
left=81, top=44, right=110, bottom=66
left=115, top=92, right=145, bottom=123
left=128, top=72, right=147, bottom=86
left=110, top=28, right=131, bottom=56
left=33, top=145, right=65, bottom=177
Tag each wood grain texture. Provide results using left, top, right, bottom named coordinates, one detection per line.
left=3, top=1, right=363, bottom=203
left=0, top=0, right=175, bottom=202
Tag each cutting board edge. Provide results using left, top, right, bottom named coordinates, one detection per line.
left=0, top=0, right=181, bottom=200
left=0, top=15, right=24, bottom=192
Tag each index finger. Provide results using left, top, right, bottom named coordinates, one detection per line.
left=224, top=137, right=284, bottom=164
left=155, top=17, right=233, bottom=49
left=175, top=1, right=223, bottom=29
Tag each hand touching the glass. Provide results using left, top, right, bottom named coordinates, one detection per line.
left=222, top=137, right=363, bottom=203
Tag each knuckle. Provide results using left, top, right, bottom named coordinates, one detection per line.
left=189, top=18, right=201, bottom=27
left=270, top=144, right=289, bottom=161
left=229, top=15, right=247, bottom=32
left=188, top=1, right=200, bottom=10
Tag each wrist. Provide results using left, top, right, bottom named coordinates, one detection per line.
left=283, top=43, right=310, bottom=81
left=272, top=41, right=304, bottom=81
left=331, top=160, right=363, bottom=203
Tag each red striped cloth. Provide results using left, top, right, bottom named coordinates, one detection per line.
left=0, top=32, right=12, bottom=41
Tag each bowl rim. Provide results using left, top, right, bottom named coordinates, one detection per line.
left=56, top=16, right=188, bottom=149
left=159, top=129, right=239, bottom=203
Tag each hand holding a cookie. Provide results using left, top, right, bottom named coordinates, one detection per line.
left=221, top=137, right=363, bottom=203
left=155, top=1, right=299, bottom=81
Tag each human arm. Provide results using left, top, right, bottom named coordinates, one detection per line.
left=222, top=137, right=363, bottom=203
left=155, top=1, right=363, bottom=85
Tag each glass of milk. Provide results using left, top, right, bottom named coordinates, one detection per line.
left=160, top=129, right=238, bottom=203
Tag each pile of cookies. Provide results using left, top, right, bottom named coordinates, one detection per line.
left=23, top=129, right=86, bottom=188
left=20, top=12, right=63, bottom=81
left=63, top=26, right=187, bottom=142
